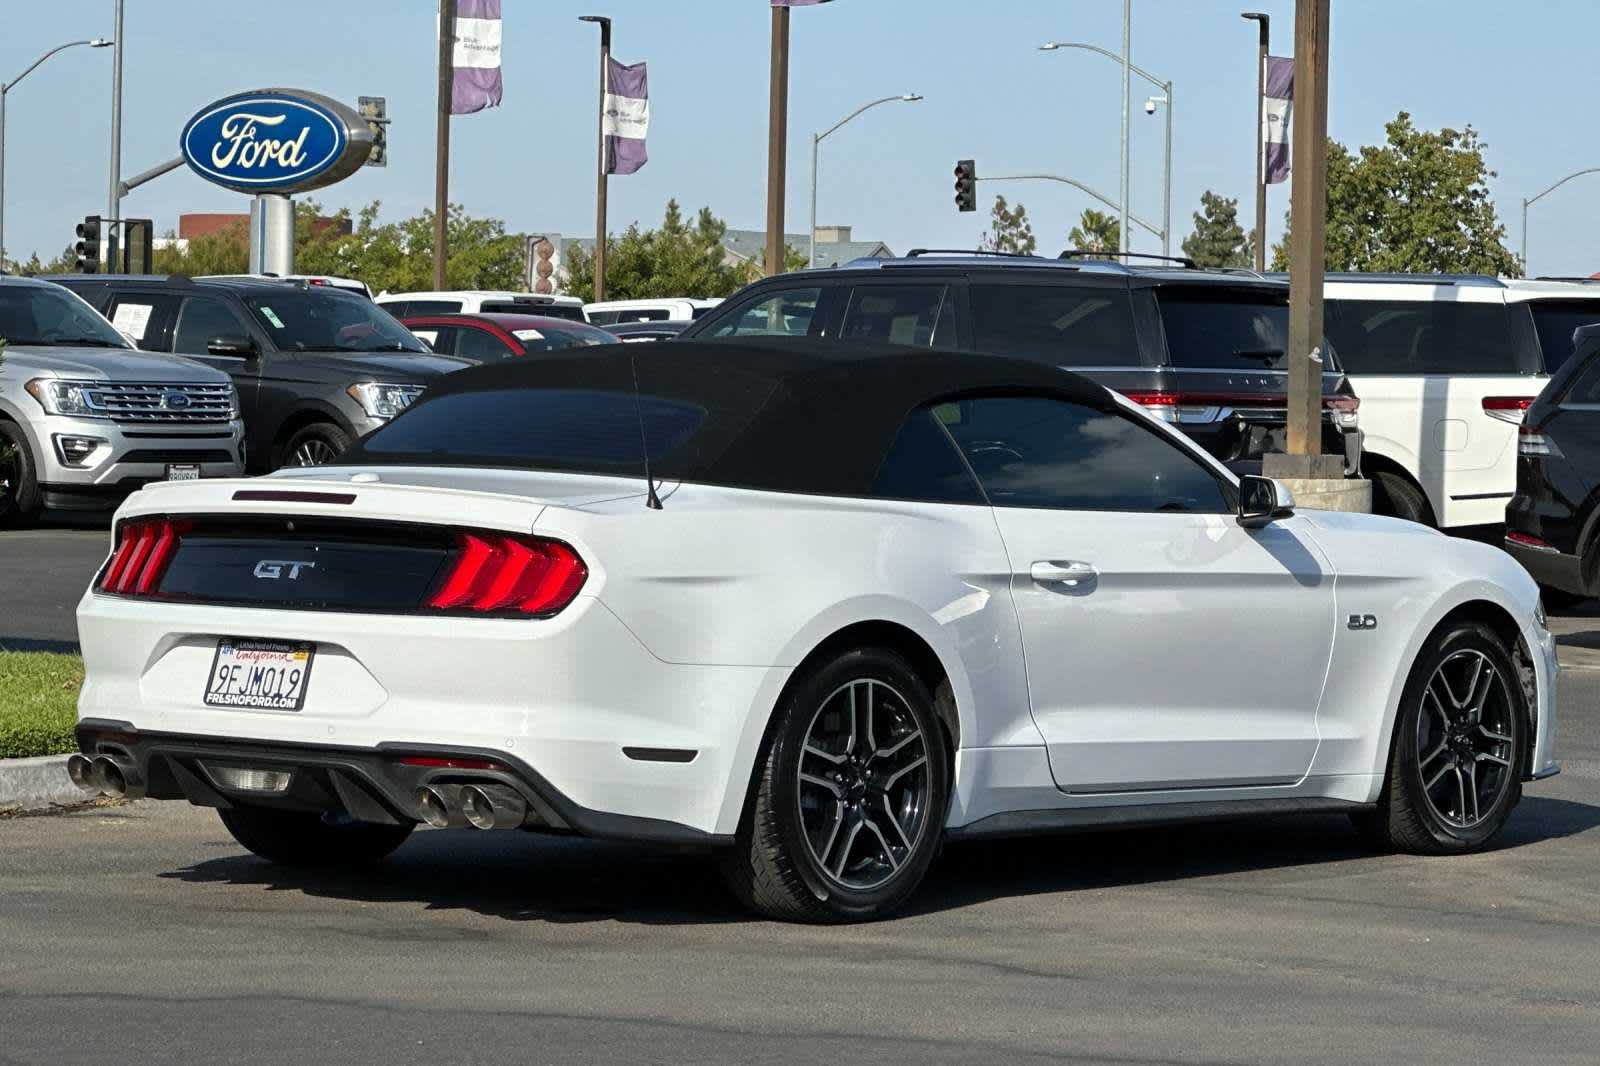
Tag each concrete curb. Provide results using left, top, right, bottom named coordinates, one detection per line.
left=0, top=755, right=88, bottom=812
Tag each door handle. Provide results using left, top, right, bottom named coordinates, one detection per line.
left=1030, top=560, right=1098, bottom=589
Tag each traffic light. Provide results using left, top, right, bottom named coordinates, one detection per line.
left=358, top=95, right=387, bottom=167
left=122, top=218, right=153, bottom=274
left=954, top=159, right=977, bottom=212
left=74, top=215, right=101, bottom=273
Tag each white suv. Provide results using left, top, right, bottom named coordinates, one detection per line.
left=1322, top=274, right=1598, bottom=530
left=374, top=290, right=586, bottom=322
left=583, top=297, right=721, bottom=325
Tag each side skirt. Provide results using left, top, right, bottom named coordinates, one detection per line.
left=944, top=797, right=1369, bottom=842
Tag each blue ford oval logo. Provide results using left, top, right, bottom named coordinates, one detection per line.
left=180, top=89, right=371, bottom=194
left=160, top=391, right=192, bottom=411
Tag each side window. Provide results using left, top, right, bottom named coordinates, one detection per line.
left=404, top=300, right=463, bottom=315
left=1324, top=300, right=1521, bottom=375
left=106, top=295, right=176, bottom=350
left=455, top=326, right=512, bottom=363
left=172, top=296, right=247, bottom=355
left=707, top=288, right=824, bottom=338
left=969, top=284, right=1141, bottom=367
left=872, top=408, right=984, bottom=504
left=938, top=396, right=1232, bottom=514
left=378, top=301, right=411, bottom=318
left=839, top=285, right=954, bottom=348
left=409, top=326, right=442, bottom=350
left=1567, top=358, right=1600, bottom=405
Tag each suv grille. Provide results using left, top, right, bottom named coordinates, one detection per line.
left=83, top=382, right=235, bottom=425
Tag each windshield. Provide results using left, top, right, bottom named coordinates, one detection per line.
left=1155, top=289, right=1323, bottom=371
left=243, top=289, right=430, bottom=353
left=1528, top=300, right=1600, bottom=375
left=515, top=324, right=616, bottom=352
left=0, top=285, right=129, bottom=348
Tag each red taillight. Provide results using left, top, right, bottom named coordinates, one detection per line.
left=1506, top=531, right=1555, bottom=551
left=426, top=532, right=588, bottom=616
left=1483, top=396, right=1536, bottom=424
left=395, top=755, right=508, bottom=771
left=1121, top=391, right=1178, bottom=407
left=98, top=519, right=188, bottom=596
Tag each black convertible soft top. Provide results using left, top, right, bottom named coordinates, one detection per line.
left=342, top=338, right=1118, bottom=497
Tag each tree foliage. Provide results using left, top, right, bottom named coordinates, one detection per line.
left=1181, top=191, right=1254, bottom=268
left=1270, top=112, right=1520, bottom=276
left=562, top=199, right=762, bottom=302
left=1067, top=209, right=1120, bottom=259
left=978, top=195, right=1036, bottom=255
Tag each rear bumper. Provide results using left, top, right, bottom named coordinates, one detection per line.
left=75, top=720, right=731, bottom=845
left=1503, top=539, right=1589, bottom=597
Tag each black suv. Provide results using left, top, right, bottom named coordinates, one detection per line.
left=51, top=275, right=469, bottom=471
left=680, top=252, right=1361, bottom=474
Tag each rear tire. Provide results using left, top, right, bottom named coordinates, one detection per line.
left=1360, top=622, right=1525, bottom=854
left=1370, top=470, right=1433, bottom=527
left=0, top=419, right=43, bottom=528
left=218, top=806, right=413, bottom=868
left=280, top=422, right=353, bottom=469
left=721, top=647, right=949, bottom=923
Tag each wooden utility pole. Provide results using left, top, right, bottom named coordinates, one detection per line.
left=764, top=3, right=790, bottom=277
left=1278, top=0, right=1337, bottom=476
left=433, top=0, right=455, bottom=290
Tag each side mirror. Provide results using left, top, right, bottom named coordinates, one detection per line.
left=1238, top=475, right=1296, bottom=528
left=207, top=334, right=257, bottom=358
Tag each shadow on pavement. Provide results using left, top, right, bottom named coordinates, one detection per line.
left=159, top=796, right=1600, bottom=924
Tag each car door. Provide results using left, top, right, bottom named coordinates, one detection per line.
left=938, top=394, right=1337, bottom=793
left=102, top=292, right=179, bottom=352
left=168, top=293, right=264, bottom=433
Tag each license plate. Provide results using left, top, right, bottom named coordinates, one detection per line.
left=165, top=463, right=201, bottom=481
left=203, top=639, right=315, bottom=711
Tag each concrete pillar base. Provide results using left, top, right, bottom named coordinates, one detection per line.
left=1277, top=477, right=1372, bottom=513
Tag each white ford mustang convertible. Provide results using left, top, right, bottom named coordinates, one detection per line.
left=71, top=340, right=1559, bottom=921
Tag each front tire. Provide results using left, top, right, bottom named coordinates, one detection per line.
left=0, top=419, right=43, bottom=528
left=1370, top=470, right=1433, bottom=526
left=218, top=806, right=414, bottom=868
left=1360, top=622, right=1525, bottom=854
left=280, top=422, right=353, bottom=469
left=722, top=647, right=949, bottom=922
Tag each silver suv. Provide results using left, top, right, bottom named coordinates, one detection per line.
left=0, top=276, right=242, bottom=525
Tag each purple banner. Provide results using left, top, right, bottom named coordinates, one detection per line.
left=1263, top=55, right=1293, bottom=184
left=604, top=57, right=649, bottom=175
left=451, top=0, right=502, bottom=115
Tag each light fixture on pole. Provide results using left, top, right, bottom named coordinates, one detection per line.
left=809, top=93, right=921, bottom=268
left=1241, top=12, right=1270, bottom=271
left=1039, top=36, right=1173, bottom=256
left=1521, top=167, right=1600, bottom=273
left=0, top=37, right=112, bottom=268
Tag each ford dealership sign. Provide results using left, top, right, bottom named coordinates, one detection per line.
left=180, top=89, right=373, bottom=195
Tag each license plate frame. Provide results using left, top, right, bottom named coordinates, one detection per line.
left=203, top=639, right=316, bottom=712
left=165, top=463, right=201, bottom=482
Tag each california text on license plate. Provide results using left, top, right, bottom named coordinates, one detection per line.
left=204, top=639, right=315, bottom=711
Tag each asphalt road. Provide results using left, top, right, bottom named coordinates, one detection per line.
left=4, top=526, right=1600, bottom=1064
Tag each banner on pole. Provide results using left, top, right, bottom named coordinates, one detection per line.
left=604, top=58, right=649, bottom=175
left=451, top=0, right=503, bottom=115
left=1263, top=55, right=1293, bottom=184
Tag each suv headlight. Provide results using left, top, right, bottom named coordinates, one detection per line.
left=347, top=382, right=425, bottom=420
left=23, top=378, right=101, bottom=418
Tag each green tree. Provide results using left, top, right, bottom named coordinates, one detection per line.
left=978, top=195, right=1037, bottom=255
left=1270, top=112, right=1521, bottom=276
left=1181, top=191, right=1254, bottom=268
left=152, top=221, right=250, bottom=276
left=563, top=199, right=755, bottom=302
left=16, top=246, right=78, bottom=276
left=1068, top=208, right=1120, bottom=259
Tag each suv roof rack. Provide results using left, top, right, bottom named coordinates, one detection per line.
left=904, top=248, right=1048, bottom=259
left=1319, top=271, right=1506, bottom=287
left=1532, top=275, right=1600, bottom=284
left=1058, top=250, right=1199, bottom=269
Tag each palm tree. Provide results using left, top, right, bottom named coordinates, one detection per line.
left=1067, top=209, right=1121, bottom=260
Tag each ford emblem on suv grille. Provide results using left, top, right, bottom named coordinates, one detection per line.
left=161, top=391, right=192, bottom=411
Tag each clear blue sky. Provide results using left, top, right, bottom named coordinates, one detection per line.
left=5, top=0, right=1595, bottom=276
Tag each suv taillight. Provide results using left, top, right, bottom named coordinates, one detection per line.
left=425, top=532, right=588, bottom=615
left=99, top=519, right=190, bottom=596
left=1519, top=424, right=1562, bottom=457
left=1483, top=396, right=1536, bottom=424
left=1121, top=390, right=1359, bottom=427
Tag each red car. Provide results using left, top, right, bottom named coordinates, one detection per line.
left=398, top=312, right=617, bottom=363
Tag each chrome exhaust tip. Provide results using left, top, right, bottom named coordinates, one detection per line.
left=414, top=784, right=467, bottom=829
left=66, top=754, right=98, bottom=792
left=460, top=784, right=528, bottom=830
left=90, top=755, right=144, bottom=800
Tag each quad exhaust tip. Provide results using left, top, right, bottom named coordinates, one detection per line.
left=414, top=782, right=529, bottom=830
left=67, top=754, right=145, bottom=800
left=414, top=784, right=468, bottom=829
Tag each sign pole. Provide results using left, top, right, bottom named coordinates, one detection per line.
left=580, top=16, right=612, bottom=304
left=434, top=0, right=455, bottom=290
left=249, top=194, right=294, bottom=276
left=764, top=3, right=790, bottom=277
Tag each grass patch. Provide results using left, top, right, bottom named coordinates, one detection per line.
left=0, top=651, right=82, bottom=760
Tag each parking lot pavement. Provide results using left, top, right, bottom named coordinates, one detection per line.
left=0, top=525, right=107, bottom=651
left=2, top=666, right=1598, bottom=1065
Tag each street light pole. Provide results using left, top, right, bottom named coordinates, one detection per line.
left=1118, top=0, right=1131, bottom=254
left=106, top=0, right=125, bottom=272
left=1242, top=12, right=1270, bottom=271
left=808, top=93, right=921, bottom=268
left=1521, top=167, right=1600, bottom=272
left=1040, top=39, right=1172, bottom=256
left=579, top=15, right=612, bottom=302
left=0, top=37, right=112, bottom=268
